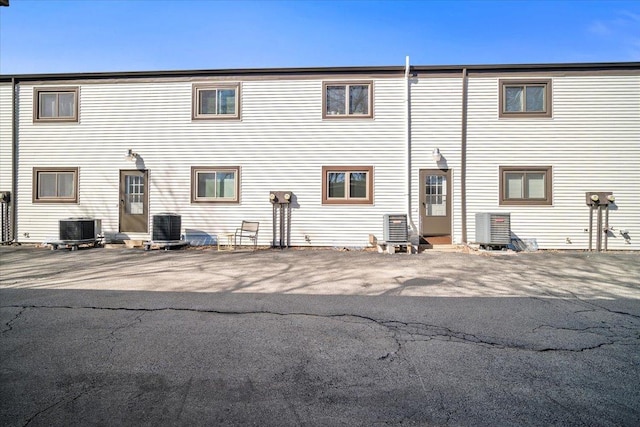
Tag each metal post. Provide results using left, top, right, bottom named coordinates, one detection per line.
left=279, top=204, right=285, bottom=248
left=588, top=205, right=593, bottom=252
left=286, top=204, right=292, bottom=247
left=272, top=204, right=277, bottom=248
left=596, top=205, right=603, bottom=252
left=460, top=68, right=468, bottom=244
left=604, top=206, right=609, bottom=252
left=1, top=200, right=7, bottom=243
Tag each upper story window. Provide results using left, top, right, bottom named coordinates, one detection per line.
left=34, top=87, right=79, bottom=122
left=322, top=166, right=373, bottom=205
left=499, top=166, right=552, bottom=206
left=323, top=81, right=373, bottom=119
left=191, top=166, right=240, bottom=203
left=33, top=167, right=78, bottom=203
left=499, top=79, right=552, bottom=118
left=192, top=84, right=240, bottom=120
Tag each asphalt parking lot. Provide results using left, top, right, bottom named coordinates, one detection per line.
left=1, top=246, right=639, bottom=426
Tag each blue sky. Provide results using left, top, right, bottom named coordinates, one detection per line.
left=1, top=0, right=639, bottom=74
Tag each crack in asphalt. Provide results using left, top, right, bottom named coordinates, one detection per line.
left=533, top=323, right=640, bottom=336
left=103, top=312, right=146, bottom=341
left=91, top=312, right=148, bottom=358
left=3, top=302, right=639, bottom=426
left=379, top=320, right=638, bottom=353
left=23, top=388, right=91, bottom=426
left=2, top=303, right=638, bottom=355
left=531, top=292, right=640, bottom=321
left=2, top=307, right=27, bottom=334
left=176, top=376, right=193, bottom=422
left=562, top=290, right=640, bottom=320
left=541, top=390, right=590, bottom=427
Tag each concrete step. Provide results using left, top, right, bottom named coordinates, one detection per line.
left=419, top=244, right=464, bottom=252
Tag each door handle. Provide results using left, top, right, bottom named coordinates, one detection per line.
left=120, top=199, right=125, bottom=206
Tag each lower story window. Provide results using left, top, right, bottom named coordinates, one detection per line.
left=322, top=166, right=373, bottom=204
left=191, top=166, right=239, bottom=203
left=33, top=167, right=78, bottom=203
left=499, top=166, right=552, bottom=205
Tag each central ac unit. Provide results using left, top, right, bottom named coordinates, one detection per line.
left=383, top=214, right=408, bottom=242
left=152, top=213, right=181, bottom=241
left=475, top=212, right=511, bottom=248
left=59, top=218, right=101, bottom=241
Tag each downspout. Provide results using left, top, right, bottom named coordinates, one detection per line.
left=405, top=56, right=414, bottom=234
left=11, top=77, right=17, bottom=244
left=460, top=68, right=468, bottom=244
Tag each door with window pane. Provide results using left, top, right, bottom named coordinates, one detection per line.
left=419, top=169, right=452, bottom=242
left=119, top=170, right=148, bottom=233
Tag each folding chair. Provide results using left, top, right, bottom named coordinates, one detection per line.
left=234, top=221, right=259, bottom=250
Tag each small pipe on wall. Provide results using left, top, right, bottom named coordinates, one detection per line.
left=11, top=77, right=17, bottom=243
left=405, top=55, right=415, bottom=236
left=460, top=68, right=469, bottom=244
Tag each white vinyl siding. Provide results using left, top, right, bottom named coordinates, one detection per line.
left=14, top=77, right=406, bottom=247
left=410, top=77, right=463, bottom=243
left=0, top=83, right=12, bottom=193
left=466, top=74, right=640, bottom=250
left=10, top=68, right=640, bottom=251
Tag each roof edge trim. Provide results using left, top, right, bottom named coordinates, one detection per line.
left=1, top=61, right=638, bottom=82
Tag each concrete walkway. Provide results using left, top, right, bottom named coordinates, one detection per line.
left=1, top=246, right=639, bottom=299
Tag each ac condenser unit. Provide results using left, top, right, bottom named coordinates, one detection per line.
left=59, top=218, right=102, bottom=241
left=475, top=213, right=511, bottom=248
left=152, top=213, right=181, bottom=241
left=383, top=214, right=408, bottom=242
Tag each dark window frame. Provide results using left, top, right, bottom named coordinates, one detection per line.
left=190, top=166, right=240, bottom=203
left=33, top=87, right=79, bottom=123
left=322, top=81, right=373, bottom=119
left=322, top=166, right=374, bottom=205
left=32, top=167, right=79, bottom=203
left=499, top=166, right=553, bottom=206
left=192, top=83, right=241, bottom=120
left=499, top=79, right=552, bottom=118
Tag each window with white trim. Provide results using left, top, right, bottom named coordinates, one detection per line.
left=499, top=79, right=552, bottom=118
left=192, top=84, right=240, bottom=119
left=191, top=167, right=239, bottom=203
left=323, top=82, right=372, bottom=118
left=34, top=87, right=79, bottom=122
left=33, top=168, right=78, bottom=203
left=322, top=166, right=373, bottom=204
left=499, top=166, right=552, bottom=205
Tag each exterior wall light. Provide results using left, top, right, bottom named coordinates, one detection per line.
left=432, top=148, right=442, bottom=162
left=607, top=194, right=616, bottom=203
left=125, top=149, right=138, bottom=162
left=590, top=194, right=599, bottom=202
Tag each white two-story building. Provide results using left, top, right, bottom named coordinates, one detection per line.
left=0, top=60, right=638, bottom=250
